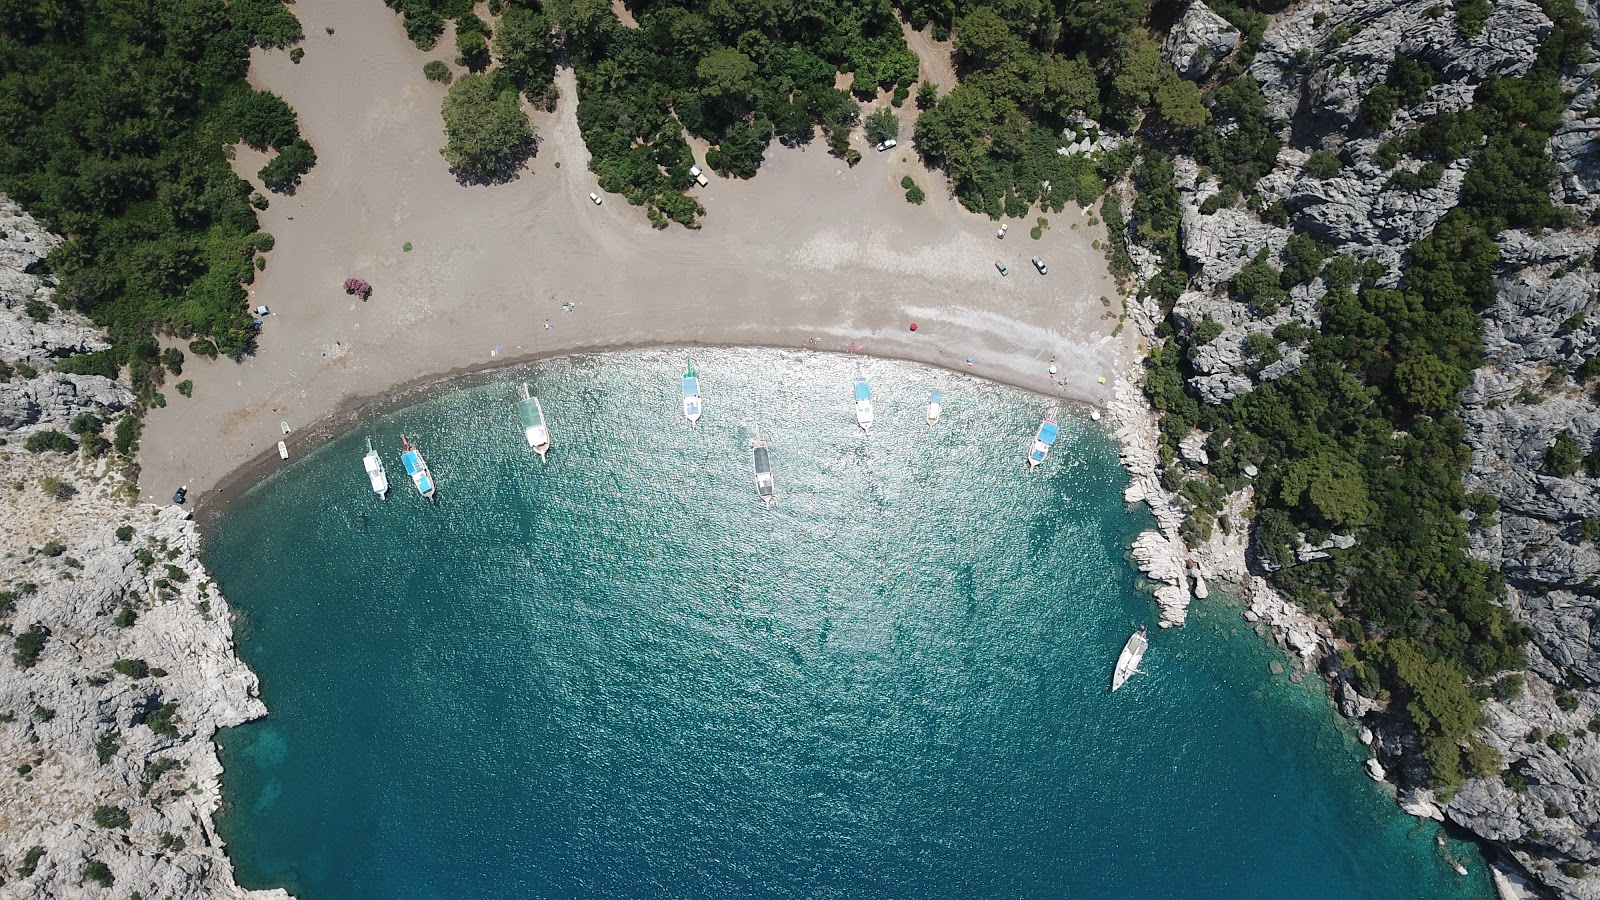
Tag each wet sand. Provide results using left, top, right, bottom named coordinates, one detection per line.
left=139, top=0, right=1132, bottom=508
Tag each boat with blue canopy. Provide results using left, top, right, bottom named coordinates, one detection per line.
left=1027, top=410, right=1059, bottom=470
left=682, top=359, right=702, bottom=425
left=399, top=434, right=436, bottom=500
left=853, top=369, right=873, bottom=432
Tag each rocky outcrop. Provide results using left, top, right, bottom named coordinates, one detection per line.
left=1246, top=0, right=1550, bottom=128
left=0, top=199, right=277, bottom=899
left=1163, top=1, right=1240, bottom=80
left=0, top=199, right=108, bottom=365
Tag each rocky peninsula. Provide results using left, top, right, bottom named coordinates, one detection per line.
left=0, top=200, right=282, bottom=899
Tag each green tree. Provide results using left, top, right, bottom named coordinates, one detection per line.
left=1154, top=71, right=1207, bottom=133
left=457, top=29, right=490, bottom=71
left=231, top=91, right=301, bottom=151
left=440, top=74, right=535, bottom=182
left=864, top=107, right=901, bottom=144
left=1039, top=55, right=1098, bottom=119
left=548, top=0, right=615, bottom=51
left=1278, top=451, right=1371, bottom=529
left=1394, top=353, right=1466, bottom=414
left=259, top=139, right=318, bottom=193
left=697, top=48, right=757, bottom=100
left=495, top=7, right=554, bottom=92
left=916, top=80, right=939, bottom=110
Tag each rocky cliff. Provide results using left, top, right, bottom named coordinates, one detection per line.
left=1120, top=0, right=1600, bottom=895
left=0, top=199, right=281, bottom=899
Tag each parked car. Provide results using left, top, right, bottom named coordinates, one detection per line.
left=689, top=165, right=709, bottom=187
left=1032, top=256, right=1047, bottom=274
left=589, top=192, right=603, bottom=205
left=171, top=485, right=188, bottom=505
left=876, top=138, right=897, bottom=152
left=996, top=261, right=1008, bottom=276
left=997, top=223, right=1008, bottom=239
left=253, top=304, right=269, bottom=316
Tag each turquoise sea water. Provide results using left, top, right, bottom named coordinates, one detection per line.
left=207, top=349, right=1492, bottom=899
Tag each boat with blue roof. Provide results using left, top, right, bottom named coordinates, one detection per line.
left=927, top=390, right=943, bottom=426
left=682, top=359, right=702, bottom=425
left=1027, top=409, right=1059, bottom=470
left=853, top=369, right=873, bottom=432
left=399, top=434, right=436, bottom=500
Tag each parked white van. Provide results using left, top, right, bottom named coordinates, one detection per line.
left=876, top=138, right=897, bottom=151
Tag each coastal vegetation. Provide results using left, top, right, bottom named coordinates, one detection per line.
left=440, top=73, right=536, bottom=182
left=0, top=0, right=316, bottom=386
left=1134, top=0, right=1590, bottom=792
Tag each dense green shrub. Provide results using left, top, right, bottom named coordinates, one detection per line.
left=423, top=60, right=453, bottom=83
left=141, top=701, right=181, bottom=739
left=83, top=859, right=113, bottom=887
left=25, top=430, right=76, bottom=454
left=13, top=625, right=48, bottom=669
left=92, top=805, right=131, bottom=829
left=1305, top=151, right=1343, bottom=179
left=112, top=659, right=150, bottom=679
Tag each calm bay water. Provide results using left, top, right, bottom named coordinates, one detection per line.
left=207, top=349, right=1491, bottom=899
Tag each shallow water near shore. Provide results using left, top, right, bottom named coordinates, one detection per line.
left=208, top=348, right=1491, bottom=899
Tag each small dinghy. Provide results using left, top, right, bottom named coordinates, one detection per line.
left=926, top=390, right=943, bottom=426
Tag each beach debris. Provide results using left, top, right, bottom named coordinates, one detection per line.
left=343, top=277, right=372, bottom=300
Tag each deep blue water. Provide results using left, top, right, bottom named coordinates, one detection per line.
left=207, top=349, right=1492, bottom=899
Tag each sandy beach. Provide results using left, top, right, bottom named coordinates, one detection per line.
left=139, top=0, right=1132, bottom=508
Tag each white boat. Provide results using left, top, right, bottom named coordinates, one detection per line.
left=682, top=359, right=702, bottom=425
left=926, top=390, right=943, bottom=426
left=516, top=384, right=551, bottom=461
left=752, top=427, right=775, bottom=508
left=363, top=437, right=389, bottom=499
left=1027, top=409, right=1060, bottom=470
left=399, top=434, right=436, bottom=500
left=853, top=370, right=873, bottom=432
left=1111, top=626, right=1148, bottom=691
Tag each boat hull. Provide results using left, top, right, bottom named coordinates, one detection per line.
left=363, top=452, right=389, bottom=498
left=855, top=400, right=874, bottom=430
left=927, top=402, right=941, bottom=426
left=1111, top=631, right=1148, bottom=691
left=753, top=444, right=774, bottom=506
left=683, top=397, right=701, bottom=424
left=517, top=395, right=550, bottom=459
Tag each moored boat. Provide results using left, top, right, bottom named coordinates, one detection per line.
left=926, top=390, right=943, bottom=426
left=682, top=359, right=702, bottom=425
left=517, top=384, right=551, bottom=461
left=1111, top=626, right=1148, bottom=691
left=399, top=434, right=436, bottom=500
left=1027, top=409, right=1060, bottom=470
left=363, top=437, right=389, bottom=499
left=752, top=427, right=775, bottom=508
left=853, top=369, right=874, bottom=432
